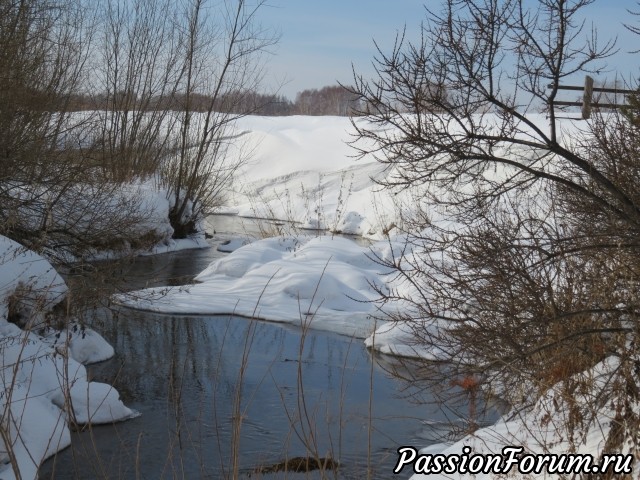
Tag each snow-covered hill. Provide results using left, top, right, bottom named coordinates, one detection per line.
left=222, top=115, right=397, bottom=237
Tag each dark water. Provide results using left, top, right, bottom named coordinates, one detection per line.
left=39, top=219, right=494, bottom=479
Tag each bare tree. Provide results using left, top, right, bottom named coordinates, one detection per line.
left=0, top=0, right=176, bottom=262
left=352, top=0, right=640, bottom=459
left=88, top=0, right=183, bottom=182
left=0, top=0, right=101, bottom=252
left=0, top=0, right=278, bottom=252
left=162, top=0, right=278, bottom=238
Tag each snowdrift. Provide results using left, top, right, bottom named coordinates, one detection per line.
left=0, top=235, right=135, bottom=480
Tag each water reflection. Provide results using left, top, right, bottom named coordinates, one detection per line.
left=43, top=310, right=464, bottom=479
left=40, top=228, right=495, bottom=479
left=207, top=214, right=371, bottom=247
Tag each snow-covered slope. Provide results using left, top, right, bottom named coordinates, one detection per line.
left=223, top=116, right=396, bottom=237
left=221, top=114, right=583, bottom=240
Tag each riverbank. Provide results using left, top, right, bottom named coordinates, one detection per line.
left=0, top=236, right=138, bottom=480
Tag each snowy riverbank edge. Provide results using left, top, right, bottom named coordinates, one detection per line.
left=115, top=235, right=396, bottom=339
left=0, top=235, right=142, bottom=480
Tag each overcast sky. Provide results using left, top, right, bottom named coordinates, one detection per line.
left=258, top=0, right=639, bottom=99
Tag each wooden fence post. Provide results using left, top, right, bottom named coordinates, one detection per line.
left=581, top=75, right=594, bottom=120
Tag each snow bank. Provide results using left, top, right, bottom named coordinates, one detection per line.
left=216, top=236, right=254, bottom=253
left=79, top=180, right=210, bottom=260
left=0, top=236, right=67, bottom=323
left=219, top=114, right=584, bottom=240
left=41, top=323, right=115, bottom=364
left=221, top=116, right=396, bottom=239
left=0, top=235, right=135, bottom=480
left=364, top=320, right=451, bottom=360
left=409, top=356, right=638, bottom=480
left=116, top=235, right=397, bottom=338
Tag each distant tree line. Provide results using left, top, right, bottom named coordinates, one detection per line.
left=0, top=0, right=278, bottom=254
left=292, top=85, right=362, bottom=116
left=67, top=84, right=362, bottom=116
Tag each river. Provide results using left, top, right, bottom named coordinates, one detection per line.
left=39, top=216, right=494, bottom=479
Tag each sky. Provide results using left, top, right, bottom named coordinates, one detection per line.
left=258, top=0, right=428, bottom=97
left=257, top=0, right=639, bottom=100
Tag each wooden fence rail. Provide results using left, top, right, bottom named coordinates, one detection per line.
left=551, top=75, right=635, bottom=119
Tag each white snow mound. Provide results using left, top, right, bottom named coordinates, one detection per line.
left=116, top=235, right=397, bottom=338
left=0, top=235, right=135, bottom=480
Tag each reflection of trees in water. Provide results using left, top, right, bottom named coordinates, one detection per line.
left=46, top=305, right=484, bottom=478
left=51, top=248, right=488, bottom=478
left=106, top=311, right=258, bottom=399
left=370, top=351, right=505, bottom=444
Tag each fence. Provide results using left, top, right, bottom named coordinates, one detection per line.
left=552, top=76, right=635, bottom=119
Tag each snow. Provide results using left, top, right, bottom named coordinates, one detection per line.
left=218, top=114, right=584, bottom=242
left=221, top=116, right=396, bottom=239
left=364, top=320, right=450, bottom=360
left=116, top=113, right=618, bottom=479
left=77, top=180, right=210, bottom=260
left=116, top=235, right=397, bottom=338
left=41, top=323, right=115, bottom=364
left=0, top=236, right=67, bottom=324
left=0, top=235, right=136, bottom=480
left=216, top=236, right=254, bottom=253
left=408, top=356, right=638, bottom=480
